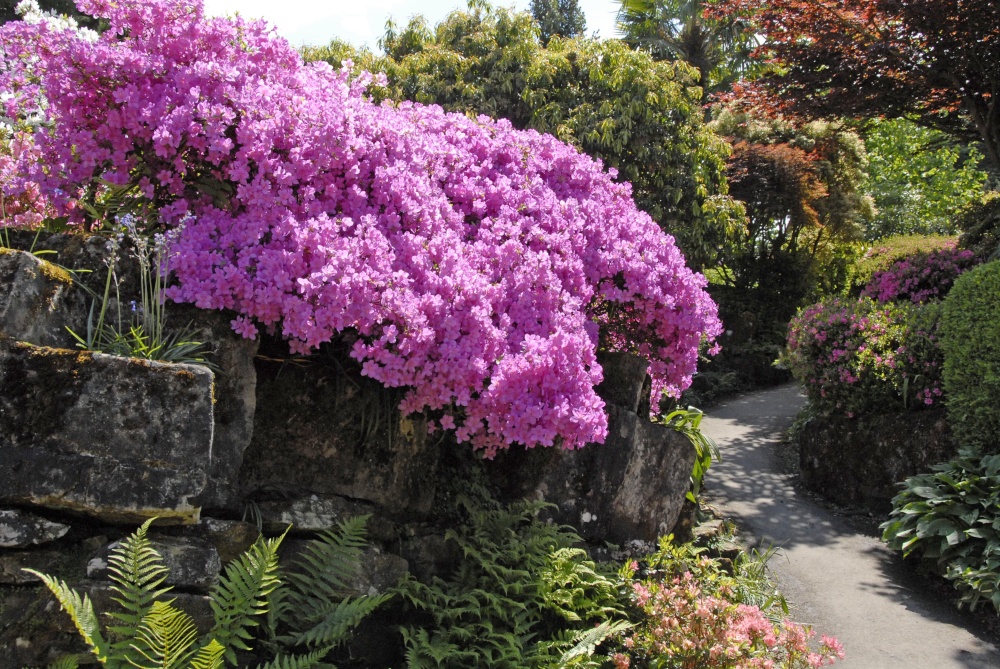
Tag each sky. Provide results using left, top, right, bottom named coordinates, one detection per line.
left=201, top=0, right=623, bottom=51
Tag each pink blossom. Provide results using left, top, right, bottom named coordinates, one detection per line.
left=0, top=0, right=721, bottom=453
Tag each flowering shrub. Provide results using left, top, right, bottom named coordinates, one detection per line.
left=785, top=298, right=944, bottom=416
left=850, top=234, right=958, bottom=292
left=613, top=542, right=843, bottom=669
left=0, top=0, right=721, bottom=454
left=860, top=245, right=978, bottom=304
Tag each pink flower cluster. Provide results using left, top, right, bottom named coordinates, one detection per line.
left=861, top=246, right=978, bottom=304
left=0, top=0, right=721, bottom=454
left=617, top=568, right=843, bottom=668
left=786, top=298, right=944, bottom=416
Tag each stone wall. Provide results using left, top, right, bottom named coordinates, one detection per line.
left=0, top=238, right=696, bottom=666
left=797, top=409, right=959, bottom=515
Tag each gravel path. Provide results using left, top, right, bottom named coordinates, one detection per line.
left=700, top=383, right=1000, bottom=669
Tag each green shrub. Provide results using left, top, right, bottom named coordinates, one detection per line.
left=882, top=450, right=1000, bottom=612
left=958, top=191, right=1000, bottom=261
left=940, top=261, right=1000, bottom=452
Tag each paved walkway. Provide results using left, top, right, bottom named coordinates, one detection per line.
left=701, top=383, right=1000, bottom=669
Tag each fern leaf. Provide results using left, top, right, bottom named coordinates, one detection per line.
left=188, top=640, right=226, bottom=669
left=252, top=649, right=331, bottom=669
left=41, top=656, right=81, bottom=669
left=23, top=570, right=112, bottom=666
left=292, top=593, right=391, bottom=649
left=558, top=620, right=632, bottom=664
left=106, top=518, right=172, bottom=641
left=210, top=530, right=287, bottom=666
left=128, top=600, right=200, bottom=669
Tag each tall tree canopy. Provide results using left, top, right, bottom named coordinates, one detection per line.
left=616, top=0, right=757, bottom=98
left=305, top=3, right=746, bottom=270
left=713, top=0, right=1000, bottom=172
left=530, top=0, right=587, bottom=44
left=709, top=108, right=873, bottom=325
left=864, top=119, right=989, bottom=240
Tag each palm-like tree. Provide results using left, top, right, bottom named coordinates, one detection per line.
left=616, top=0, right=757, bottom=99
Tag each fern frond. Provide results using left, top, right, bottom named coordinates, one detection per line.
left=210, top=530, right=287, bottom=666
left=188, top=639, right=226, bottom=669
left=558, top=620, right=632, bottom=664
left=252, top=649, right=331, bottom=669
left=106, top=518, right=171, bottom=642
left=284, top=517, right=368, bottom=604
left=291, top=594, right=391, bottom=649
left=24, top=570, right=112, bottom=666
left=128, top=600, right=200, bottom=669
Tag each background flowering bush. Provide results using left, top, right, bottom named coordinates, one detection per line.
left=860, top=246, right=978, bottom=304
left=785, top=298, right=944, bottom=416
left=0, top=0, right=721, bottom=454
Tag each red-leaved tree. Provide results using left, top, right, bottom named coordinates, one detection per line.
left=712, top=0, right=1000, bottom=172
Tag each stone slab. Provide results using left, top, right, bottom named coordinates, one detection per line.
left=0, top=341, right=214, bottom=524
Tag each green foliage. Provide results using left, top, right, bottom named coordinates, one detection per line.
left=940, top=261, right=1000, bottom=452
left=863, top=119, right=989, bottom=240
left=882, top=450, right=1000, bottom=612
left=304, top=3, right=743, bottom=270
left=615, top=0, right=760, bottom=97
left=395, top=499, right=629, bottom=668
left=659, top=407, right=721, bottom=503
left=530, top=0, right=586, bottom=44
left=958, top=191, right=1000, bottom=261
left=709, top=108, right=872, bottom=332
left=851, top=234, right=960, bottom=294
left=25, top=519, right=286, bottom=669
left=262, top=515, right=393, bottom=662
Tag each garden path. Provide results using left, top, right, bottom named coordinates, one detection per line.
left=700, top=383, right=1000, bottom=669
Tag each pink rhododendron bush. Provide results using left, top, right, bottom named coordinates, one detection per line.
left=0, top=0, right=721, bottom=454
left=785, top=298, right=944, bottom=417
left=860, top=245, right=979, bottom=304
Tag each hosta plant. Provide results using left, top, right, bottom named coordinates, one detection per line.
left=882, top=450, right=1000, bottom=613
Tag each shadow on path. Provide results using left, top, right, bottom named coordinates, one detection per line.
left=701, top=383, right=1000, bottom=669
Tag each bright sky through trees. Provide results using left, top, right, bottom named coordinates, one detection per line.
left=202, top=0, right=622, bottom=49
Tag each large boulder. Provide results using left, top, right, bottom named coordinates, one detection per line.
left=170, top=304, right=260, bottom=512
left=239, top=355, right=441, bottom=519
left=490, top=404, right=695, bottom=544
left=0, top=340, right=214, bottom=524
left=490, top=352, right=696, bottom=544
left=0, top=249, right=85, bottom=348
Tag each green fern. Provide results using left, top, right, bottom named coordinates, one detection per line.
left=252, top=649, right=330, bottom=669
left=210, top=532, right=287, bottom=666
left=25, top=518, right=286, bottom=669
left=396, top=499, right=630, bottom=669
left=259, top=515, right=393, bottom=667
left=105, top=518, right=173, bottom=664
left=22, top=570, right=113, bottom=666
